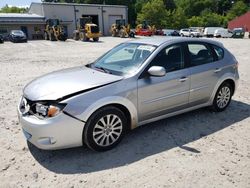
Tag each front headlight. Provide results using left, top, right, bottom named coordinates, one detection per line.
left=35, top=102, right=66, bottom=118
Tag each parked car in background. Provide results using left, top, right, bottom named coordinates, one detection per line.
left=214, top=28, right=233, bottom=38
left=154, top=29, right=165, bottom=36
left=18, top=38, right=239, bottom=151
left=231, top=28, right=245, bottom=38
left=9, top=30, right=27, bottom=43
left=0, top=34, right=4, bottom=43
left=204, top=27, right=224, bottom=37
left=180, top=28, right=201, bottom=37
left=163, top=29, right=180, bottom=36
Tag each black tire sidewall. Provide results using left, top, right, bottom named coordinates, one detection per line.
left=83, top=106, right=127, bottom=151
left=213, top=82, right=232, bottom=112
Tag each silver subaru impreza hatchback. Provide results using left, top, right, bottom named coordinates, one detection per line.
left=18, top=38, right=239, bottom=151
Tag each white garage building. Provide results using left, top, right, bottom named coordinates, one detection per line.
left=29, top=2, right=128, bottom=37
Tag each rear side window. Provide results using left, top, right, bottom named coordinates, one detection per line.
left=188, top=43, right=214, bottom=66
left=213, top=45, right=224, bottom=60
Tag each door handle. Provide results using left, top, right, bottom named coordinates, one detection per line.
left=179, top=77, right=188, bottom=82
left=214, top=68, right=222, bottom=73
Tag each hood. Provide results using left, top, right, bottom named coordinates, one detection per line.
left=23, top=66, right=123, bottom=101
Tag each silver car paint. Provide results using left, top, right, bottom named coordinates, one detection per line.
left=23, top=66, right=123, bottom=101
left=18, top=37, right=239, bottom=150
left=138, top=68, right=190, bottom=122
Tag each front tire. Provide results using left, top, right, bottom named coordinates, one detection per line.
left=212, top=82, right=232, bottom=112
left=83, top=106, right=127, bottom=151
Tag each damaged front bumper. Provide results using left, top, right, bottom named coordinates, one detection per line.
left=17, top=102, right=85, bottom=150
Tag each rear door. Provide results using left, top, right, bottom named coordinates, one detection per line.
left=137, top=44, right=190, bottom=122
left=186, top=42, right=224, bottom=106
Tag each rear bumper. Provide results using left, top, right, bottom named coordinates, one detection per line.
left=234, top=71, right=240, bottom=94
left=18, top=107, right=85, bottom=150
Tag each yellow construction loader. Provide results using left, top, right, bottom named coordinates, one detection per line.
left=110, top=19, right=135, bottom=38
left=44, top=19, right=67, bottom=41
left=73, top=17, right=101, bottom=42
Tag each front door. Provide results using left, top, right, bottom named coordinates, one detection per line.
left=137, top=44, right=190, bottom=123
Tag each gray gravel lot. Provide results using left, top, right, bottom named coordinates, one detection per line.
left=0, top=37, right=250, bottom=188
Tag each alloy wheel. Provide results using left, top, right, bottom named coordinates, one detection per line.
left=216, top=86, right=231, bottom=109
left=93, top=114, right=123, bottom=147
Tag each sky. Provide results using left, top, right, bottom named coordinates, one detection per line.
left=0, top=0, right=41, bottom=8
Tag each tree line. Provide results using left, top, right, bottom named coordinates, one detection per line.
left=0, top=5, right=28, bottom=13
left=1, top=0, right=249, bottom=29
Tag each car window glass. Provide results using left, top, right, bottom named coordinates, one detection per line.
left=105, top=46, right=136, bottom=63
left=213, top=45, right=224, bottom=60
left=150, top=45, right=183, bottom=72
left=188, top=44, right=214, bottom=66
left=104, top=45, right=153, bottom=64
left=94, top=43, right=156, bottom=75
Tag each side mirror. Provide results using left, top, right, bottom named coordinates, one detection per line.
left=148, top=66, right=166, bottom=77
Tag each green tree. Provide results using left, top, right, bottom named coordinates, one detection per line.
left=176, top=0, right=216, bottom=17
left=227, top=0, right=249, bottom=20
left=201, top=9, right=226, bottom=27
left=137, top=0, right=171, bottom=28
left=217, top=0, right=233, bottom=15
left=0, top=5, right=28, bottom=13
left=188, top=16, right=204, bottom=27
left=164, top=0, right=176, bottom=10
left=171, top=8, right=188, bottom=29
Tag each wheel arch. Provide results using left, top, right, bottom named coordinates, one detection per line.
left=210, top=75, right=237, bottom=104
left=222, top=79, right=235, bottom=95
left=79, top=96, right=138, bottom=130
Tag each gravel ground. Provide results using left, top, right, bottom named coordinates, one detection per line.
left=0, top=37, right=250, bottom=188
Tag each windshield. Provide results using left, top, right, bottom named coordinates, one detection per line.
left=12, top=30, right=24, bottom=35
left=92, top=43, right=156, bottom=75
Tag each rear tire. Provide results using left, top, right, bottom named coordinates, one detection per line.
left=83, top=33, right=89, bottom=41
left=83, top=106, right=127, bottom=151
left=211, top=82, right=232, bottom=112
left=93, top=37, right=99, bottom=42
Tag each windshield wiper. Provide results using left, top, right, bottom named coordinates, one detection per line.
left=94, top=66, right=112, bottom=74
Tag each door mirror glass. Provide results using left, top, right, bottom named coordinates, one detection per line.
left=148, top=66, right=166, bottom=77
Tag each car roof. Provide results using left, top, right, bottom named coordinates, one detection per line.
left=127, top=37, right=224, bottom=47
